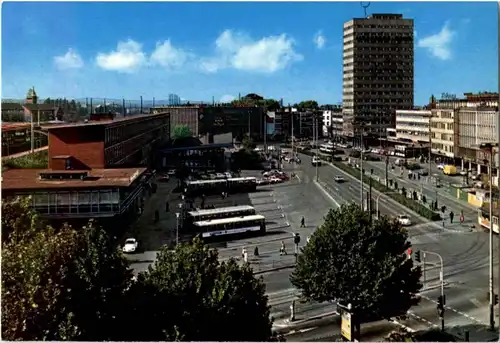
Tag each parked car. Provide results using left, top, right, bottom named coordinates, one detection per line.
left=397, top=214, right=412, bottom=226
left=312, top=156, right=321, bottom=166
left=122, top=238, right=139, bottom=254
left=167, top=169, right=176, bottom=176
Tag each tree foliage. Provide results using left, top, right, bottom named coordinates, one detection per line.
left=121, top=238, right=273, bottom=341
left=290, top=204, right=422, bottom=320
left=231, top=93, right=281, bottom=111
left=295, top=100, right=319, bottom=110
left=2, top=220, right=133, bottom=341
left=1, top=196, right=43, bottom=243
left=172, top=124, right=193, bottom=139
left=386, top=327, right=457, bottom=342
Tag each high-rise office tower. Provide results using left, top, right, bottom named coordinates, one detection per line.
left=342, top=13, right=414, bottom=147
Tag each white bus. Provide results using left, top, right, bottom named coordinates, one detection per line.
left=193, top=214, right=266, bottom=240
left=186, top=205, right=256, bottom=229
left=185, top=177, right=257, bottom=196
left=319, top=143, right=335, bottom=154
left=477, top=208, right=500, bottom=234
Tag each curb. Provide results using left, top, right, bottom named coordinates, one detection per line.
left=313, top=180, right=341, bottom=208
left=326, top=161, right=441, bottom=226
left=273, top=311, right=340, bottom=330
left=254, top=264, right=295, bottom=275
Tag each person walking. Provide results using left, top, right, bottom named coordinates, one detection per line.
left=300, top=216, right=305, bottom=228
left=449, top=211, right=454, bottom=224
left=280, top=241, right=287, bottom=256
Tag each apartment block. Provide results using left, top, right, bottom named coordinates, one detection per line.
left=342, top=13, right=414, bottom=146
left=457, top=107, right=499, bottom=164
left=395, top=109, right=431, bottom=143
left=430, top=109, right=457, bottom=159
left=321, top=105, right=343, bottom=138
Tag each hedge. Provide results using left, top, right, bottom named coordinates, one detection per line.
left=332, top=161, right=441, bottom=221
left=3, top=150, right=49, bottom=171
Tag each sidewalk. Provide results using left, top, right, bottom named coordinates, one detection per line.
left=129, top=177, right=184, bottom=251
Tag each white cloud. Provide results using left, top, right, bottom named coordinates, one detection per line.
left=96, top=39, right=146, bottom=73
left=200, top=30, right=303, bottom=73
left=220, top=94, right=236, bottom=103
left=54, top=49, right=84, bottom=70
left=313, top=31, right=326, bottom=49
left=150, top=40, right=190, bottom=69
left=417, top=22, right=456, bottom=60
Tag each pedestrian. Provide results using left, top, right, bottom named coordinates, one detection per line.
left=450, top=211, right=454, bottom=223
left=242, top=247, right=247, bottom=258
left=243, top=251, right=248, bottom=263
left=165, top=202, right=169, bottom=212
left=300, top=216, right=305, bottom=228
left=460, top=214, right=465, bottom=224
left=280, top=241, right=287, bottom=256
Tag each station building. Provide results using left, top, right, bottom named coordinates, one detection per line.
left=2, top=113, right=170, bottom=223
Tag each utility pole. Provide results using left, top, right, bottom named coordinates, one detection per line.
left=360, top=132, right=364, bottom=209
left=315, top=113, right=319, bottom=181
left=30, top=110, right=34, bottom=153
left=264, top=107, right=267, bottom=154
left=488, top=148, right=495, bottom=331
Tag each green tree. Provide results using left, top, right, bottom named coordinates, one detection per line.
left=1, top=196, right=43, bottom=243
left=290, top=204, right=422, bottom=320
left=2, top=220, right=133, bottom=341
left=296, top=100, right=319, bottom=110
left=121, top=238, right=273, bottom=341
left=172, top=124, right=193, bottom=139
left=242, top=135, right=256, bottom=151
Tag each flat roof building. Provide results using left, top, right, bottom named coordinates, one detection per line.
left=342, top=14, right=414, bottom=146
left=2, top=113, right=169, bottom=221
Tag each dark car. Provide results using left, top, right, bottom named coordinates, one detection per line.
left=418, top=169, right=429, bottom=176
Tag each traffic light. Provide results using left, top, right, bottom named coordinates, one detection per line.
left=495, top=294, right=499, bottom=306
left=437, top=295, right=445, bottom=317
left=415, top=250, right=421, bottom=263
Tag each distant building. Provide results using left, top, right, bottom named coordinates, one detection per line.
left=395, top=109, right=431, bottom=144
left=1, top=87, right=66, bottom=123
left=168, top=94, right=182, bottom=106
left=322, top=105, right=343, bottom=139
left=342, top=14, right=414, bottom=146
left=151, top=106, right=199, bottom=137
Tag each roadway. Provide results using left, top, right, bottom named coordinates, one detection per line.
left=361, top=155, right=479, bottom=227
left=267, top=152, right=499, bottom=340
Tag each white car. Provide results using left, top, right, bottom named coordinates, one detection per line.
left=437, top=164, right=445, bottom=170
left=269, top=177, right=282, bottom=184
left=122, top=238, right=138, bottom=253
left=167, top=169, right=176, bottom=176
left=334, top=176, right=345, bottom=183
left=397, top=215, right=412, bottom=226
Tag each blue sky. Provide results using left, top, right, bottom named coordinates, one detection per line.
left=2, top=1, right=497, bottom=105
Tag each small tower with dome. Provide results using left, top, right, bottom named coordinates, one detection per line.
left=26, top=86, right=38, bottom=104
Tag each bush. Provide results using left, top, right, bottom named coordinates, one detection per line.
left=332, top=161, right=441, bottom=221
left=3, top=150, right=48, bottom=170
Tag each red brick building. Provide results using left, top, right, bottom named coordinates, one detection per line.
left=2, top=113, right=170, bottom=221
left=47, top=112, right=170, bottom=169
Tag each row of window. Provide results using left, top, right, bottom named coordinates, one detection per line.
left=32, top=190, right=121, bottom=206
left=105, top=128, right=162, bottom=165
left=105, top=116, right=169, bottom=147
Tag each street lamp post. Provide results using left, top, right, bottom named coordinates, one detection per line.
left=375, top=192, right=397, bottom=219
left=175, top=212, right=180, bottom=246
left=315, top=113, right=319, bottom=182
left=477, top=143, right=497, bottom=331
left=420, top=250, right=445, bottom=331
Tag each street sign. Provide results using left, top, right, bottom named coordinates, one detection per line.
left=341, top=309, right=352, bottom=341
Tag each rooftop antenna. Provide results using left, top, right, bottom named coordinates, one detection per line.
left=360, top=2, right=371, bottom=18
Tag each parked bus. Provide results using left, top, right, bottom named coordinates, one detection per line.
left=186, top=205, right=256, bottom=230
left=319, top=143, right=334, bottom=154
left=477, top=207, right=500, bottom=234
left=193, top=214, right=266, bottom=240
left=185, top=177, right=257, bottom=196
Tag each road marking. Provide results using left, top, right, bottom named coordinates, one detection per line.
left=313, top=180, right=340, bottom=208
left=390, top=319, right=416, bottom=332
left=420, top=294, right=487, bottom=326
left=298, top=327, right=317, bottom=333
left=470, top=298, right=482, bottom=308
